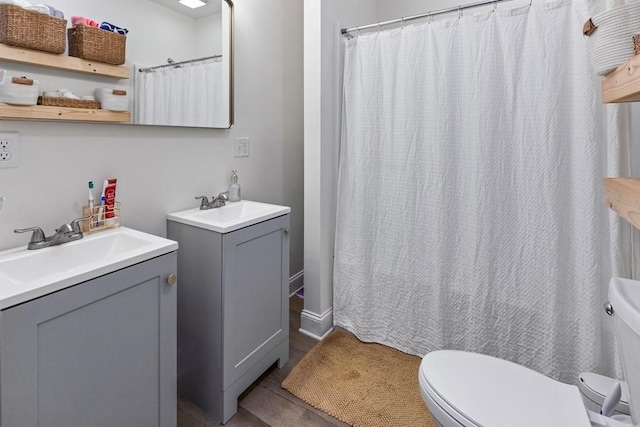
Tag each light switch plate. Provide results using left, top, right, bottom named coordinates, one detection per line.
left=234, top=137, right=249, bottom=158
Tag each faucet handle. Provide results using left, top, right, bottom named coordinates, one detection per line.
left=70, top=216, right=92, bottom=234
left=195, top=195, right=211, bottom=209
left=14, top=227, right=46, bottom=243
left=14, top=227, right=48, bottom=250
left=216, top=191, right=229, bottom=201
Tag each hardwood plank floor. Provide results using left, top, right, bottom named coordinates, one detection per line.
left=178, top=296, right=349, bottom=427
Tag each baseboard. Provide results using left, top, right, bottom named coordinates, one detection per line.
left=299, top=307, right=333, bottom=341
left=289, top=270, right=304, bottom=296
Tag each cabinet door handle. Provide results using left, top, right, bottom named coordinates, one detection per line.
left=167, top=274, right=178, bottom=285
left=284, top=228, right=289, bottom=235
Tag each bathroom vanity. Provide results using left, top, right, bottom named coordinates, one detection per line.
left=167, top=200, right=291, bottom=424
left=0, top=227, right=178, bottom=426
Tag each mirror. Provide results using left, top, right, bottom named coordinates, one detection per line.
left=0, top=0, right=233, bottom=128
left=133, top=0, right=233, bottom=128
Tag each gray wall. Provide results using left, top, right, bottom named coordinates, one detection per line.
left=0, top=0, right=304, bottom=280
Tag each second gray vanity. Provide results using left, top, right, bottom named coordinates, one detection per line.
left=167, top=200, right=290, bottom=424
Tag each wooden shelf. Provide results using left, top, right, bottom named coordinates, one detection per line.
left=604, top=178, right=640, bottom=229
left=602, top=54, right=640, bottom=103
left=0, top=44, right=130, bottom=79
left=0, top=103, right=130, bottom=123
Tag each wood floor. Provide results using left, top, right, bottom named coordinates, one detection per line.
left=177, top=296, right=349, bottom=427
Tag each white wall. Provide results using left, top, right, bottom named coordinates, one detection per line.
left=378, top=0, right=529, bottom=22
left=196, top=12, right=223, bottom=57
left=302, top=0, right=377, bottom=339
left=0, top=0, right=305, bottom=280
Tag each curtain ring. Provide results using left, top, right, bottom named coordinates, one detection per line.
left=401, top=17, right=405, bottom=29
left=377, top=23, right=381, bottom=33
left=428, top=12, right=432, bottom=23
left=458, top=6, right=462, bottom=18
left=356, top=26, right=360, bottom=37
left=493, top=1, right=497, bottom=11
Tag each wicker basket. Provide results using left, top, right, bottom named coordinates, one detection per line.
left=37, top=96, right=100, bottom=109
left=634, top=34, right=640, bottom=56
left=0, top=4, right=66, bottom=54
left=68, top=26, right=126, bottom=65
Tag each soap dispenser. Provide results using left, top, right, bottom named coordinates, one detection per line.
left=228, top=170, right=241, bottom=202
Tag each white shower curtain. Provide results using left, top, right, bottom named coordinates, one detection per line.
left=135, top=60, right=224, bottom=127
left=334, top=0, right=631, bottom=383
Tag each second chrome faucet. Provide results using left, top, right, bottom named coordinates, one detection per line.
left=195, top=192, right=229, bottom=210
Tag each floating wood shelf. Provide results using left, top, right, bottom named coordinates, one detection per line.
left=0, top=103, right=130, bottom=123
left=602, top=54, right=640, bottom=103
left=603, top=178, right=640, bottom=229
left=0, top=44, right=130, bottom=79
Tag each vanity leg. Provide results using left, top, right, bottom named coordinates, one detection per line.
left=276, top=341, right=289, bottom=369
left=221, top=390, right=239, bottom=425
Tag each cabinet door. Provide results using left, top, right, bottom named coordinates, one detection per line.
left=222, top=215, right=289, bottom=389
left=0, top=252, right=177, bottom=427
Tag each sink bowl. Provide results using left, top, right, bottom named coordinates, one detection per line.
left=0, top=227, right=177, bottom=309
left=167, top=200, right=290, bottom=233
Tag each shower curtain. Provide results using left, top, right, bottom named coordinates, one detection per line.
left=135, top=60, right=224, bottom=127
left=334, top=0, right=631, bottom=383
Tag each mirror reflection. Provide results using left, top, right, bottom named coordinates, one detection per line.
left=133, top=0, right=231, bottom=128
left=0, top=0, right=232, bottom=128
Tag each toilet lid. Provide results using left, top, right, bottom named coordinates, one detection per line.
left=420, top=350, right=591, bottom=427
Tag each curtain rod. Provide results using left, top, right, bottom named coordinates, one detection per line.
left=341, top=0, right=513, bottom=35
left=138, top=54, right=223, bottom=72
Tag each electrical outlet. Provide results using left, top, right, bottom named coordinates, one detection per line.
left=0, top=132, right=20, bottom=168
left=234, top=137, right=250, bottom=158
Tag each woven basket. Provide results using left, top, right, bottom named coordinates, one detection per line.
left=68, top=26, right=126, bottom=65
left=37, top=96, right=100, bottom=109
left=634, top=34, right=640, bottom=56
left=0, top=4, right=66, bottom=54
left=590, top=2, right=640, bottom=76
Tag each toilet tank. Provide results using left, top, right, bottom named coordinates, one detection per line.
left=609, top=277, right=640, bottom=424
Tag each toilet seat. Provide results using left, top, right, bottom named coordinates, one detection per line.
left=419, top=350, right=592, bottom=427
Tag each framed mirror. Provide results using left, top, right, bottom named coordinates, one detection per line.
left=134, top=0, right=233, bottom=128
left=0, top=0, right=233, bottom=128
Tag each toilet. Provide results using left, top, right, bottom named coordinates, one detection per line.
left=418, top=277, right=640, bottom=427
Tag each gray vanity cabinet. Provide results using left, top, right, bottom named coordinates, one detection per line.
left=168, top=214, right=290, bottom=424
left=0, top=252, right=177, bottom=427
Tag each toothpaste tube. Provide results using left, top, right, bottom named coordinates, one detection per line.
left=104, top=178, right=117, bottom=225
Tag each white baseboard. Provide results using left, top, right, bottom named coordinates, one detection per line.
left=299, top=307, right=333, bottom=340
left=289, top=270, right=304, bottom=296
left=298, top=326, right=334, bottom=341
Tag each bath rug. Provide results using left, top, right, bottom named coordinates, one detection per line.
left=281, top=328, right=436, bottom=427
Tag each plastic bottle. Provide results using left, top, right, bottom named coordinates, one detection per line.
left=228, top=170, right=241, bottom=202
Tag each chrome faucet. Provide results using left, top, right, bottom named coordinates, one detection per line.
left=195, top=192, right=229, bottom=210
left=14, top=216, right=90, bottom=250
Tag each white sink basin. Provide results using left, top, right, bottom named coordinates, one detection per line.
left=167, top=200, right=290, bottom=233
left=0, top=227, right=177, bottom=309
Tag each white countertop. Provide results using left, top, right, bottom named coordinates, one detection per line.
left=167, top=200, right=290, bottom=233
left=0, top=227, right=178, bottom=310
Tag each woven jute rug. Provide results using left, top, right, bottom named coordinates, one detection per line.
left=281, top=328, right=436, bottom=427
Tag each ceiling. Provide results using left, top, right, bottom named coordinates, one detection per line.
left=148, top=0, right=222, bottom=19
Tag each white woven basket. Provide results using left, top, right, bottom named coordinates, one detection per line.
left=590, top=1, right=640, bottom=76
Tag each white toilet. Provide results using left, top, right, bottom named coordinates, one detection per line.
left=418, top=277, right=640, bottom=427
